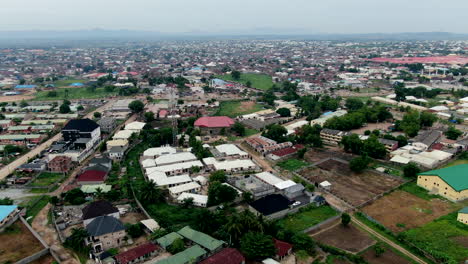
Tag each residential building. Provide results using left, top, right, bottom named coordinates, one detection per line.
left=85, top=216, right=126, bottom=253
left=378, top=138, right=399, bottom=152
left=169, top=182, right=202, bottom=197
left=177, top=193, right=208, bottom=207
left=194, top=116, right=235, bottom=135
left=48, top=156, right=74, bottom=173
left=77, top=170, right=107, bottom=185
left=457, top=207, right=468, bottom=225
left=213, top=144, right=249, bottom=159
left=114, top=243, right=161, bottom=264
left=142, top=146, right=176, bottom=159
left=177, top=226, right=224, bottom=252
left=124, top=121, right=146, bottom=134
left=320, top=128, right=351, bottom=145
left=200, top=248, right=245, bottom=264
left=155, top=246, right=207, bottom=264
left=203, top=157, right=258, bottom=173
left=97, top=117, right=117, bottom=133
left=106, top=139, right=129, bottom=151
left=417, top=164, right=467, bottom=202
left=274, top=239, right=293, bottom=260
left=62, top=119, right=101, bottom=151
left=82, top=200, right=120, bottom=226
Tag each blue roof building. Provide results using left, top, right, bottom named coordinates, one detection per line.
left=15, top=85, right=37, bottom=89
left=0, top=205, right=18, bottom=225
left=70, top=82, right=84, bottom=87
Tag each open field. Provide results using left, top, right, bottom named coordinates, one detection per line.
left=276, top=205, right=338, bottom=232
left=401, top=213, right=468, bottom=263
left=215, top=100, right=264, bottom=117
left=29, top=254, right=55, bottom=264
left=360, top=245, right=412, bottom=264
left=0, top=221, right=45, bottom=263
left=443, top=157, right=468, bottom=168
left=349, top=122, right=393, bottom=134
left=298, top=159, right=404, bottom=207
left=34, top=87, right=116, bottom=100
left=30, top=172, right=63, bottom=187
left=21, top=195, right=50, bottom=223
left=277, top=158, right=309, bottom=171
left=215, top=73, right=274, bottom=90
left=304, top=149, right=353, bottom=164
left=54, top=79, right=86, bottom=87
left=362, top=190, right=458, bottom=233
left=311, top=223, right=375, bottom=253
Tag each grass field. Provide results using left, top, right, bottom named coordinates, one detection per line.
left=215, top=100, right=264, bottom=117
left=215, top=73, right=274, bottom=90
left=277, top=159, right=309, bottom=171
left=398, top=182, right=443, bottom=201
left=443, top=158, right=468, bottom=168
left=277, top=205, right=338, bottom=232
left=35, top=87, right=116, bottom=100
left=30, top=172, right=62, bottom=187
left=54, top=79, right=87, bottom=87
left=401, top=212, right=468, bottom=263
left=20, top=195, right=50, bottom=223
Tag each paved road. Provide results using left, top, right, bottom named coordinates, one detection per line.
left=0, top=100, right=115, bottom=180
left=351, top=215, right=428, bottom=264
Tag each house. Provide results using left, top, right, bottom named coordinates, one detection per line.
left=457, top=207, right=468, bottom=225
left=156, top=232, right=184, bottom=249
left=0, top=134, right=43, bottom=145
left=378, top=138, right=399, bottom=152
left=113, top=130, right=134, bottom=140
left=62, top=119, right=101, bottom=151
left=143, top=146, right=177, bottom=159
left=155, top=245, right=207, bottom=264
left=97, top=117, right=117, bottom=133
left=85, top=216, right=126, bottom=253
left=80, top=184, right=112, bottom=194
left=177, top=193, right=208, bottom=207
left=412, top=130, right=442, bottom=150
left=249, top=194, right=292, bottom=218
left=140, top=219, right=160, bottom=233
left=108, top=146, right=126, bottom=161
left=194, top=116, right=235, bottom=135
left=203, top=158, right=258, bottom=173
left=146, top=171, right=192, bottom=188
left=89, top=156, right=112, bottom=169
left=82, top=200, right=120, bottom=226
left=114, top=243, right=161, bottom=264
left=48, top=156, right=74, bottom=173
left=213, top=144, right=249, bottom=159
left=0, top=205, right=20, bottom=231
left=154, top=152, right=197, bottom=166
left=77, top=170, right=107, bottom=185
left=245, top=136, right=292, bottom=155
left=146, top=160, right=204, bottom=176
left=169, top=182, right=202, bottom=197
left=320, top=128, right=351, bottom=145
left=417, top=164, right=468, bottom=202
left=177, top=226, right=224, bottom=252
left=273, top=239, right=293, bottom=260
left=124, top=121, right=146, bottom=134
left=106, top=139, right=129, bottom=151
left=267, top=144, right=304, bottom=160
left=200, top=248, right=245, bottom=264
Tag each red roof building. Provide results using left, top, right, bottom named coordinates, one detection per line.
left=200, top=248, right=245, bottom=264
left=76, top=170, right=107, bottom=184
left=115, top=243, right=161, bottom=264
left=274, top=239, right=292, bottom=259
left=194, top=116, right=235, bottom=128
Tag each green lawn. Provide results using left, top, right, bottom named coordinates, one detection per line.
left=401, top=213, right=468, bottom=263
left=277, top=205, right=338, bottom=232
left=399, top=182, right=444, bottom=201
left=30, top=172, right=62, bottom=187
left=215, top=100, right=264, bottom=117
left=443, top=159, right=468, bottom=168
left=53, top=79, right=87, bottom=87
left=227, top=128, right=259, bottom=141
left=215, top=73, right=274, bottom=90
left=277, top=159, right=309, bottom=171
left=20, top=195, right=49, bottom=223
left=34, top=87, right=116, bottom=100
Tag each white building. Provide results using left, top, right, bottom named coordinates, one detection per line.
left=143, top=146, right=177, bottom=158
left=177, top=193, right=208, bottom=207
left=169, top=182, right=201, bottom=197
left=124, top=121, right=146, bottom=133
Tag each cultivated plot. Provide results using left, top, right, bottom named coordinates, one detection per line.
left=311, top=223, right=375, bottom=253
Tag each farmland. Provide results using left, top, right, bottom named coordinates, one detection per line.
left=311, top=223, right=376, bottom=253
left=276, top=205, right=338, bottom=232
left=29, top=172, right=63, bottom=187
left=298, top=159, right=404, bottom=206
left=34, top=87, right=116, bottom=100
left=277, top=158, right=309, bottom=171
left=215, top=100, right=264, bottom=117
left=0, top=221, right=45, bottom=263
left=215, top=73, right=274, bottom=90
left=360, top=245, right=412, bottom=264
left=401, top=213, right=468, bottom=263
left=362, top=190, right=458, bottom=233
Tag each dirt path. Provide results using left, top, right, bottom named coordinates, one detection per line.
left=32, top=204, right=80, bottom=264
left=0, top=100, right=115, bottom=180
left=351, top=215, right=427, bottom=264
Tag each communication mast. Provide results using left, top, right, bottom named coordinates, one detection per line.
left=169, top=85, right=178, bottom=147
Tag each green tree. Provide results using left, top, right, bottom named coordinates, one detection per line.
left=167, top=238, right=185, bottom=254
left=0, top=197, right=13, bottom=205
left=231, top=122, right=246, bottom=136
left=231, top=70, right=241, bottom=80
left=374, top=243, right=386, bottom=257
left=93, top=112, right=102, bottom=119
left=262, top=124, right=288, bottom=143
left=59, top=103, right=71, bottom=114
left=396, top=135, right=408, bottom=147
left=445, top=126, right=462, bottom=140
left=419, top=112, right=437, bottom=127
left=401, top=111, right=420, bottom=137
left=246, top=80, right=252, bottom=87
left=240, top=232, right=276, bottom=260
left=61, top=188, right=86, bottom=205
left=242, top=192, right=253, bottom=203
left=208, top=182, right=238, bottom=206
left=291, top=232, right=316, bottom=255
left=341, top=213, right=351, bottom=227
left=341, top=134, right=363, bottom=154
left=125, top=223, right=144, bottom=238
left=345, top=98, right=364, bottom=111
left=144, top=111, right=155, bottom=122
left=209, top=170, right=227, bottom=183
left=138, top=181, right=164, bottom=204
left=128, top=100, right=144, bottom=113
left=362, top=136, right=387, bottom=159
left=64, top=228, right=89, bottom=253
left=403, top=162, right=420, bottom=178
left=276, top=107, right=291, bottom=117
left=20, top=100, right=29, bottom=108
left=349, top=156, right=370, bottom=173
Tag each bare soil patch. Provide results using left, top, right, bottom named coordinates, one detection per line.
left=299, top=160, right=403, bottom=207
left=121, top=212, right=147, bottom=224
left=311, top=224, right=375, bottom=253
left=0, top=221, right=45, bottom=263
left=361, top=247, right=411, bottom=264
left=304, top=149, right=352, bottom=163
left=30, top=254, right=55, bottom=264
left=362, top=190, right=456, bottom=233
left=451, top=236, right=468, bottom=248
left=240, top=100, right=256, bottom=110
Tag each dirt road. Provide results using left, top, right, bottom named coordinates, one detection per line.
left=32, top=204, right=80, bottom=264
left=0, top=100, right=115, bottom=180
left=351, top=215, right=428, bottom=264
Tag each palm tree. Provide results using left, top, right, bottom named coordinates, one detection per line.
left=225, top=214, right=243, bottom=245
left=139, top=181, right=163, bottom=204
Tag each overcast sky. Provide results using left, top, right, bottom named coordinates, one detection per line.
left=1, top=0, right=467, bottom=34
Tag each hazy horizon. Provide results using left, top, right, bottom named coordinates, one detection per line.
left=1, top=0, right=468, bottom=34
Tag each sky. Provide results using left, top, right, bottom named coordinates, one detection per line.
left=1, top=0, right=468, bottom=34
